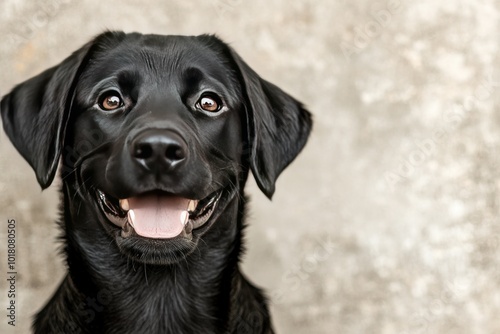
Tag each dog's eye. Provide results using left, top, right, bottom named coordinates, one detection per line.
left=197, top=94, right=222, bottom=113
left=98, top=92, right=123, bottom=111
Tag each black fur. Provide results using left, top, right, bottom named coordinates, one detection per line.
left=1, top=31, right=312, bottom=334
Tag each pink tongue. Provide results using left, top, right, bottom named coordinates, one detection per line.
left=127, top=195, right=190, bottom=239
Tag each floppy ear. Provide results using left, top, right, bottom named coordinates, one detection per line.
left=1, top=31, right=125, bottom=189
left=229, top=49, right=312, bottom=199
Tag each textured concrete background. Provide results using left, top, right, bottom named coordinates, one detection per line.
left=1, top=0, right=500, bottom=333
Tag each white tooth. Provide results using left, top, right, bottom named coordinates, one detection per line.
left=188, top=200, right=198, bottom=212
left=119, top=199, right=129, bottom=211
left=180, top=210, right=189, bottom=225
left=127, top=209, right=135, bottom=227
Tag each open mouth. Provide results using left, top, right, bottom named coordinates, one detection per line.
left=96, top=189, right=222, bottom=239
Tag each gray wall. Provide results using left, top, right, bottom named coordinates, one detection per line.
left=1, top=1, right=499, bottom=333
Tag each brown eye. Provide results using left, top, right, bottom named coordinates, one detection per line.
left=99, top=92, right=123, bottom=111
left=197, top=94, right=222, bottom=113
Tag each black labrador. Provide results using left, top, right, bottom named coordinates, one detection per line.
left=1, top=31, right=312, bottom=334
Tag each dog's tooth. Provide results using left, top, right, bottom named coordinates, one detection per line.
left=180, top=210, right=189, bottom=225
left=127, top=209, right=135, bottom=227
left=188, top=200, right=198, bottom=212
left=119, top=199, right=129, bottom=211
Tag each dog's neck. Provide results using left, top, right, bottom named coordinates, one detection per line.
left=45, top=186, right=246, bottom=333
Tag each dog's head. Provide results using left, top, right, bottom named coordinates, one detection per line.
left=1, top=32, right=312, bottom=264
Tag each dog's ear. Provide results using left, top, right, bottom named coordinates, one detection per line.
left=1, top=31, right=125, bottom=189
left=228, top=49, right=312, bottom=199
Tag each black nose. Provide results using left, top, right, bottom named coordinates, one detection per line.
left=130, top=130, right=187, bottom=171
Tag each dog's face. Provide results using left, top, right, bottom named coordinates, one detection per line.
left=1, top=32, right=312, bottom=265
left=71, top=35, right=246, bottom=262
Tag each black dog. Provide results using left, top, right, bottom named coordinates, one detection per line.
left=1, top=31, right=312, bottom=333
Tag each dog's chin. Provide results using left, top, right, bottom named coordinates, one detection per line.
left=94, top=188, right=227, bottom=265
